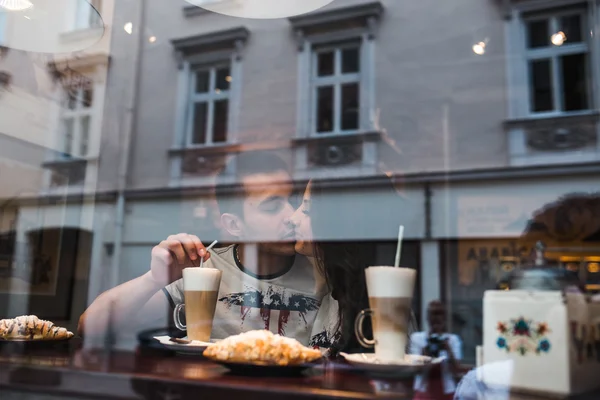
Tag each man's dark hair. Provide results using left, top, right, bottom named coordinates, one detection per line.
left=214, top=150, right=291, bottom=218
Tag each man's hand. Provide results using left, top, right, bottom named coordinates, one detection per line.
left=149, top=233, right=211, bottom=286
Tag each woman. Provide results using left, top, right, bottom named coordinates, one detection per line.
left=289, top=177, right=405, bottom=354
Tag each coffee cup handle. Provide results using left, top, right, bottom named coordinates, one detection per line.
left=173, top=303, right=186, bottom=331
left=354, top=309, right=375, bottom=348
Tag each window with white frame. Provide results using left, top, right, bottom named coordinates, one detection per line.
left=74, top=0, right=102, bottom=30
left=60, top=85, right=94, bottom=158
left=312, top=43, right=361, bottom=134
left=186, top=63, right=231, bottom=145
left=524, top=10, right=590, bottom=114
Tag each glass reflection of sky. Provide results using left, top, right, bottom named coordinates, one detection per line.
left=0, top=0, right=104, bottom=53
left=186, top=0, right=336, bottom=19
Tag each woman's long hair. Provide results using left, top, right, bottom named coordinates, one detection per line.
left=313, top=240, right=371, bottom=354
left=309, top=176, right=402, bottom=354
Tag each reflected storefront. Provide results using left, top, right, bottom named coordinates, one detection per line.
left=436, top=174, right=600, bottom=363
left=2, top=201, right=97, bottom=327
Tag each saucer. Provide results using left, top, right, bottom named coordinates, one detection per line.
left=340, top=353, right=439, bottom=378
left=153, top=336, right=216, bottom=355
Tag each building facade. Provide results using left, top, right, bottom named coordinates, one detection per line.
left=2, top=0, right=599, bottom=361
left=83, top=0, right=600, bottom=358
left=0, top=0, right=114, bottom=329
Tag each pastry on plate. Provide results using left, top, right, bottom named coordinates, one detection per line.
left=0, top=315, right=74, bottom=341
left=203, top=330, right=322, bottom=366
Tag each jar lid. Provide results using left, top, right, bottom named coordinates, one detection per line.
left=498, top=267, right=581, bottom=291
left=496, top=241, right=583, bottom=292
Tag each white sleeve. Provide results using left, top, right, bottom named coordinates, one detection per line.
left=409, top=332, right=425, bottom=355
left=450, top=334, right=463, bottom=360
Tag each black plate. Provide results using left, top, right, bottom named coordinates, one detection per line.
left=217, top=360, right=322, bottom=376
left=137, top=327, right=186, bottom=355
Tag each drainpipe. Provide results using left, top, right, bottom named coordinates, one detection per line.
left=106, top=0, right=146, bottom=347
left=424, top=182, right=432, bottom=240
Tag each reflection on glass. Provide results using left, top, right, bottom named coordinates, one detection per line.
left=0, top=0, right=33, bottom=11
left=0, top=0, right=104, bottom=52
left=318, top=51, right=334, bottom=77
left=216, top=67, right=231, bottom=91
left=75, top=0, right=103, bottom=29
left=195, top=70, right=210, bottom=93
left=342, top=47, right=360, bottom=74
left=67, top=90, right=78, bottom=110
left=316, top=86, right=334, bottom=133
left=91, top=0, right=103, bottom=24
left=80, top=116, right=90, bottom=156
left=560, top=14, right=582, bottom=43
left=529, top=59, right=553, bottom=112
left=341, top=83, right=359, bottom=131
left=63, top=118, right=74, bottom=154
left=527, top=19, right=549, bottom=48
left=3, top=1, right=600, bottom=397
left=561, top=53, right=588, bottom=111
left=83, top=88, right=94, bottom=108
left=551, top=31, right=566, bottom=46
left=213, top=99, right=228, bottom=143
left=192, top=102, right=208, bottom=144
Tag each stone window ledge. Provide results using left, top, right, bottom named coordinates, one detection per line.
left=169, top=139, right=294, bottom=158
left=291, top=130, right=382, bottom=146
left=42, top=157, right=88, bottom=169
left=504, top=111, right=600, bottom=130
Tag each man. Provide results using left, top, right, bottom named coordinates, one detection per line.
left=410, top=300, right=462, bottom=400
left=79, top=151, right=328, bottom=345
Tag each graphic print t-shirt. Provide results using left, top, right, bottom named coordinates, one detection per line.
left=164, top=245, right=329, bottom=346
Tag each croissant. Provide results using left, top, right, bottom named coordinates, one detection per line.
left=203, top=330, right=322, bottom=366
left=0, top=315, right=73, bottom=341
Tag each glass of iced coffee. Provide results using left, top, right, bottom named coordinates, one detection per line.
left=173, top=267, right=222, bottom=342
left=354, top=266, right=416, bottom=362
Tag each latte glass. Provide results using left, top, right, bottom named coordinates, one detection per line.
left=173, top=267, right=222, bottom=342
left=355, top=266, right=416, bottom=362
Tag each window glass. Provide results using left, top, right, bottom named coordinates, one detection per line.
left=1, top=3, right=599, bottom=397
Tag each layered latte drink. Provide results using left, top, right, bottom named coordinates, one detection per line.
left=175, top=267, right=222, bottom=342
left=361, top=266, right=416, bottom=362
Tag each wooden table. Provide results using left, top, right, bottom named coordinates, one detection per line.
left=0, top=343, right=599, bottom=400
left=0, top=343, right=415, bottom=400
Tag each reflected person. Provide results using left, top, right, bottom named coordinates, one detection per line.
left=410, top=300, right=462, bottom=400
left=80, top=151, right=328, bottom=345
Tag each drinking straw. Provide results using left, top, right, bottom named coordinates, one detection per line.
left=199, top=240, right=218, bottom=268
left=394, top=225, right=404, bottom=268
